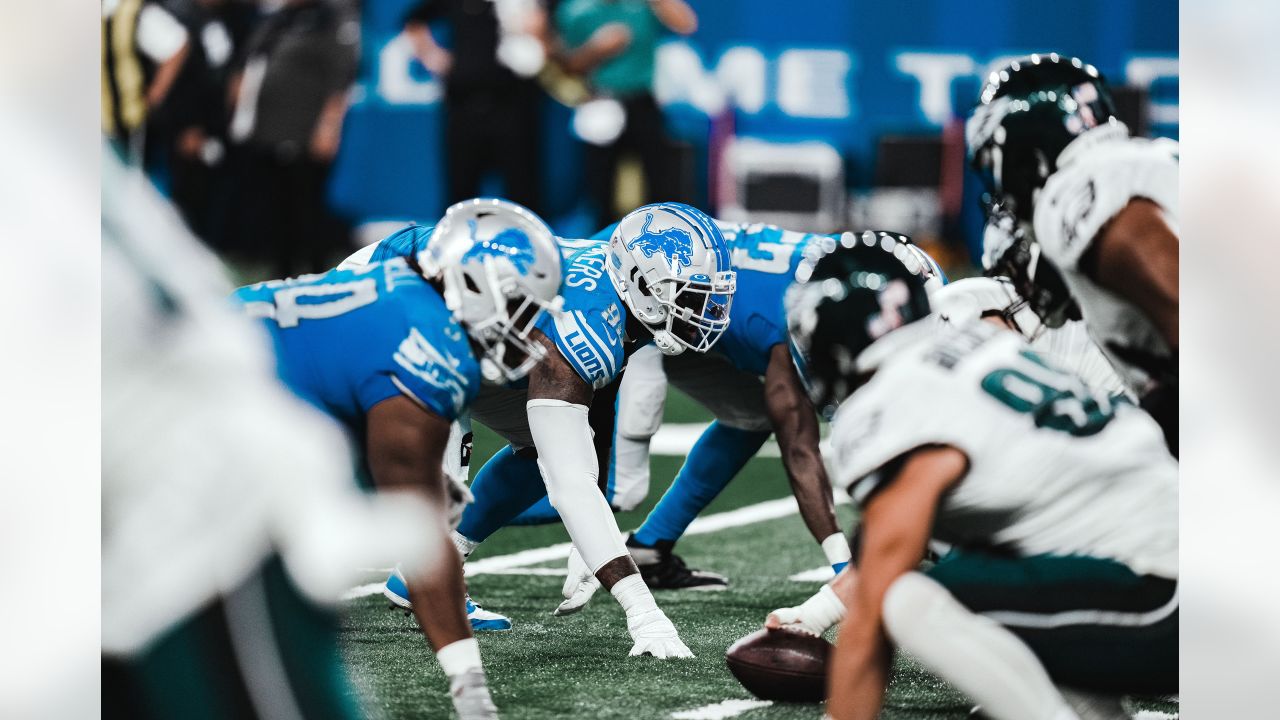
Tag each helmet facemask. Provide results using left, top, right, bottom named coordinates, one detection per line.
left=442, top=257, right=559, bottom=383
left=633, top=269, right=735, bottom=354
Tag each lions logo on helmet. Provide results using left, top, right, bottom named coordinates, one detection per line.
left=607, top=203, right=736, bottom=356
left=462, top=221, right=538, bottom=275
left=627, top=212, right=695, bottom=268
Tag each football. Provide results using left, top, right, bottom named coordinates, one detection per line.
left=725, top=628, right=832, bottom=702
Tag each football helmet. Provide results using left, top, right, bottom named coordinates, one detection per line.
left=607, top=203, right=736, bottom=355
left=966, top=53, right=1122, bottom=224
left=418, top=198, right=563, bottom=383
left=980, top=203, right=1080, bottom=330
left=785, top=232, right=932, bottom=416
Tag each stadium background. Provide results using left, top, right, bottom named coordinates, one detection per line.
left=333, top=0, right=1177, bottom=265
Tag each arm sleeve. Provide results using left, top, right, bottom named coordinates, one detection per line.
left=527, top=399, right=630, bottom=573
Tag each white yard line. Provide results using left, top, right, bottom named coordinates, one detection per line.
left=343, top=494, right=850, bottom=598
left=1132, top=712, right=1177, bottom=720
left=670, top=698, right=773, bottom=719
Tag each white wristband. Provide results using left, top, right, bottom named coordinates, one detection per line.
left=821, top=533, right=852, bottom=566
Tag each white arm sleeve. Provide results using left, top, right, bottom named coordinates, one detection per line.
left=527, top=399, right=629, bottom=573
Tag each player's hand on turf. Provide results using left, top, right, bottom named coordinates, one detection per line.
left=764, top=584, right=845, bottom=637
left=449, top=668, right=498, bottom=720
left=553, top=546, right=600, bottom=616
left=626, top=608, right=694, bottom=659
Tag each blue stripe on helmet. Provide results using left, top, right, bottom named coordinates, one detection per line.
left=655, top=202, right=730, bottom=272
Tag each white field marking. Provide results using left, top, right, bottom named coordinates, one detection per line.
left=343, top=494, right=851, bottom=598
left=342, top=582, right=387, bottom=601
left=1132, top=712, right=1177, bottom=720
left=671, top=698, right=773, bottom=719
left=650, top=423, right=833, bottom=458
left=788, top=565, right=836, bottom=582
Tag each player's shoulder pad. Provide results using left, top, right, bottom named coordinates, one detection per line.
left=543, top=240, right=625, bottom=389
left=385, top=271, right=481, bottom=419
left=1035, top=135, right=1179, bottom=270
left=370, top=224, right=434, bottom=264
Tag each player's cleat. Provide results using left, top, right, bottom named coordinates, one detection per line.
left=382, top=567, right=513, bottom=632
left=449, top=668, right=498, bottom=720
left=626, top=535, right=728, bottom=591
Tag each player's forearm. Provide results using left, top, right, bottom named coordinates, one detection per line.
left=1087, top=198, right=1180, bottom=350
left=781, top=445, right=841, bottom=542
left=147, top=42, right=190, bottom=109
left=826, top=617, right=892, bottom=720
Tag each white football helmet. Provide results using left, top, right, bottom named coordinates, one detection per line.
left=418, top=198, right=563, bottom=383
left=606, top=202, right=736, bottom=355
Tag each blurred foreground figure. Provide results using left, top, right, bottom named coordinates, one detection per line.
left=967, top=54, right=1179, bottom=454
left=102, top=145, right=442, bottom=719
left=780, top=242, right=1177, bottom=720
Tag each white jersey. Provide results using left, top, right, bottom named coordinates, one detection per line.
left=829, top=319, right=1177, bottom=579
left=931, top=277, right=1129, bottom=398
left=1033, top=130, right=1178, bottom=393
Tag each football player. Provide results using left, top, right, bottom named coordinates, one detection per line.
left=783, top=240, right=1177, bottom=720
left=104, top=149, right=448, bottom=720
left=557, top=224, right=943, bottom=613
left=353, top=202, right=736, bottom=657
left=234, top=198, right=564, bottom=719
left=967, top=54, right=1178, bottom=453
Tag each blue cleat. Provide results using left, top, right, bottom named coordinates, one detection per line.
left=382, top=566, right=513, bottom=632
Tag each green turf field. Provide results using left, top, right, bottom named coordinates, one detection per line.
left=338, top=391, right=1178, bottom=719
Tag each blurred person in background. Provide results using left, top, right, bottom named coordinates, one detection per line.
left=227, top=0, right=357, bottom=279
left=554, top=0, right=696, bottom=228
left=102, top=145, right=446, bottom=720
left=154, top=0, right=257, bottom=251
left=101, top=0, right=191, bottom=167
left=402, top=0, right=549, bottom=214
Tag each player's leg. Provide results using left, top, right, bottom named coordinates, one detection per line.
left=609, top=343, right=668, bottom=512
left=627, top=353, right=772, bottom=588
left=882, top=551, right=1178, bottom=719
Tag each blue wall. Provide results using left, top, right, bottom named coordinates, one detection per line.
left=329, top=0, right=1177, bottom=230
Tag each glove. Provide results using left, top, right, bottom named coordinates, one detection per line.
left=764, top=584, right=846, bottom=637
left=449, top=668, right=498, bottom=720
left=626, top=607, right=694, bottom=659
left=553, top=546, right=600, bottom=616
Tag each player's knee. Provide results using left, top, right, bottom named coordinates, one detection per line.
left=882, top=572, right=955, bottom=647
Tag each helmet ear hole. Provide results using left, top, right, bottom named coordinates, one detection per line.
left=635, top=273, right=652, bottom=298
left=463, top=273, right=481, bottom=294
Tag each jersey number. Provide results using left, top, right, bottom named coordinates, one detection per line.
left=272, top=279, right=378, bottom=328
left=980, top=351, right=1116, bottom=437
left=730, top=225, right=807, bottom=274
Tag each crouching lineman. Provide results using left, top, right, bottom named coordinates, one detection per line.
left=967, top=54, right=1179, bottom=453
left=558, top=224, right=943, bottom=613
left=782, top=240, right=1178, bottom=719
left=352, top=201, right=734, bottom=656
left=234, top=200, right=565, bottom=718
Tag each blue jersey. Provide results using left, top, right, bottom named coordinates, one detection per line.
left=712, top=224, right=830, bottom=376
left=233, top=258, right=481, bottom=432
left=364, top=224, right=626, bottom=390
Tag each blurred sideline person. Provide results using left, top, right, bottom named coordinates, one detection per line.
left=101, top=0, right=191, bottom=164
left=403, top=0, right=548, bottom=213
left=234, top=198, right=565, bottom=718
left=227, top=0, right=357, bottom=278
left=787, top=242, right=1177, bottom=720
left=556, top=223, right=942, bottom=613
left=102, top=145, right=445, bottom=720
left=555, top=0, right=697, bottom=227
left=349, top=202, right=731, bottom=656
left=967, top=54, right=1179, bottom=454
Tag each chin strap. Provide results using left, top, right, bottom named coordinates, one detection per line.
left=651, top=329, right=686, bottom=356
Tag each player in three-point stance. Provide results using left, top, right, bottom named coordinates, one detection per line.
left=235, top=198, right=564, bottom=719
left=781, top=240, right=1177, bottom=720
left=967, top=54, right=1179, bottom=453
